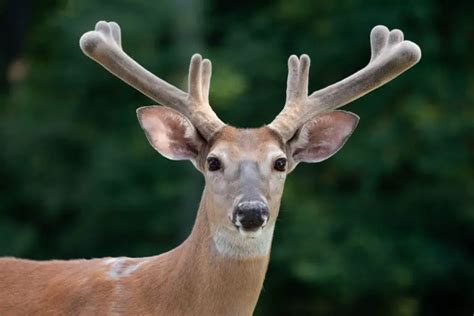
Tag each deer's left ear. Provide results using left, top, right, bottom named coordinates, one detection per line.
left=137, top=106, right=205, bottom=161
left=288, top=110, right=359, bottom=165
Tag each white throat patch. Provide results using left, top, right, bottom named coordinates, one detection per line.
left=212, top=224, right=275, bottom=259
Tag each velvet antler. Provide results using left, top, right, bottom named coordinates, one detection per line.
left=79, top=21, right=225, bottom=140
left=269, top=25, right=421, bottom=141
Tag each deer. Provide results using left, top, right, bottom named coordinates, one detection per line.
left=0, top=21, right=420, bottom=315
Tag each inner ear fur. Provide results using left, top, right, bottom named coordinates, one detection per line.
left=137, top=106, right=205, bottom=161
left=288, top=110, right=359, bottom=164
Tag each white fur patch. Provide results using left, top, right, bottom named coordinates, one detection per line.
left=106, top=257, right=147, bottom=280
left=212, top=224, right=275, bottom=259
left=104, top=257, right=149, bottom=314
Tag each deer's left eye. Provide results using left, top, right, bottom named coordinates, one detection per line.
left=207, top=157, right=221, bottom=171
left=274, top=158, right=287, bottom=172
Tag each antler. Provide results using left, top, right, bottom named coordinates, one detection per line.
left=269, top=25, right=422, bottom=141
left=79, top=21, right=225, bottom=140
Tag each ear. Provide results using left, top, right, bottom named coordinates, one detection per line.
left=288, top=110, right=359, bottom=165
left=136, top=106, right=205, bottom=161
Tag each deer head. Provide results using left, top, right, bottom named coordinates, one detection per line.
left=80, top=22, right=420, bottom=257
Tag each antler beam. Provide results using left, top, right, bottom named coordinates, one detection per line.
left=269, top=25, right=422, bottom=141
left=79, top=21, right=225, bottom=140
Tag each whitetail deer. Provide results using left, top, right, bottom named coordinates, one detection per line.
left=0, top=21, right=420, bottom=315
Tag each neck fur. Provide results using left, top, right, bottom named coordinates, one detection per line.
left=162, top=186, right=275, bottom=314
left=103, top=185, right=276, bottom=315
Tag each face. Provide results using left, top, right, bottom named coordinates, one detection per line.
left=137, top=106, right=359, bottom=256
left=199, top=126, right=288, bottom=239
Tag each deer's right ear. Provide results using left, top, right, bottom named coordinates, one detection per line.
left=287, top=110, right=359, bottom=165
left=137, top=106, right=205, bottom=161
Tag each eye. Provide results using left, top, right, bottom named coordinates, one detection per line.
left=207, top=157, right=221, bottom=171
left=274, top=158, right=287, bottom=172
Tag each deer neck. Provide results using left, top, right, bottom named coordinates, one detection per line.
left=164, top=186, right=274, bottom=314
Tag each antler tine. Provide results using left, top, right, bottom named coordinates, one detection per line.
left=286, top=54, right=310, bottom=104
left=201, top=59, right=212, bottom=105
left=269, top=25, right=421, bottom=141
left=186, top=54, right=225, bottom=137
left=79, top=21, right=225, bottom=140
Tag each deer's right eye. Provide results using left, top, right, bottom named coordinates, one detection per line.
left=207, top=157, right=221, bottom=171
left=274, top=158, right=287, bottom=172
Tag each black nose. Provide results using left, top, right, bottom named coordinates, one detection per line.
left=234, top=201, right=269, bottom=231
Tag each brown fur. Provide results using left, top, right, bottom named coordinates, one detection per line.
left=0, top=128, right=279, bottom=316
left=0, top=202, right=269, bottom=315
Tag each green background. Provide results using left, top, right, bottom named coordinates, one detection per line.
left=0, top=0, right=473, bottom=315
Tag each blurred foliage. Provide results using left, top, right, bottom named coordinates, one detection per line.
left=0, top=0, right=473, bottom=315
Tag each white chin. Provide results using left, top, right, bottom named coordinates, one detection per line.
left=238, top=227, right=263, bottom=238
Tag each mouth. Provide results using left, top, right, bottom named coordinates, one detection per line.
left=232, top=220, right=267, bottom=238
left=237, top=226, right=263, bottom=238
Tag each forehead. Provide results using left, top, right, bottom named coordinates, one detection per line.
left=210, top=126, right=283, bottom=158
